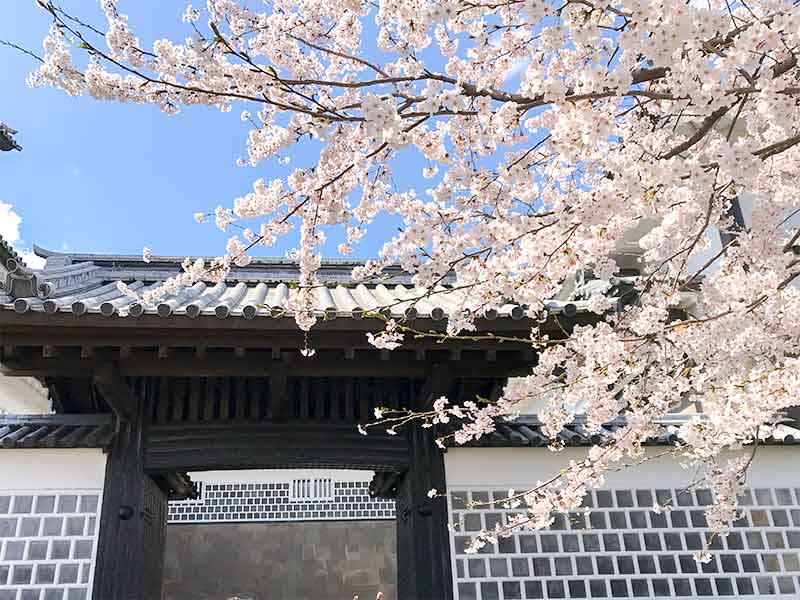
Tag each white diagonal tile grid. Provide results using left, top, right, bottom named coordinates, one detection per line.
left=449, top=486, right=800, bottom=599
left=168, top=479, right=394, bottom=523
left=0, top=492, right=101, bottom=600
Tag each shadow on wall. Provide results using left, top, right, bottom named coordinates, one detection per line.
left=162, top=520, right=396, bottom=600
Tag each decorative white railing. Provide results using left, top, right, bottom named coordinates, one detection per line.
left=290, top=477, right=334, bottom=502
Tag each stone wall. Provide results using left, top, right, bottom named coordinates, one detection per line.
left=162, top=520, right=396, bottom=600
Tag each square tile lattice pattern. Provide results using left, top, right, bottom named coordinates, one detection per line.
left=0, top=492, right=100, bottom=600
left=168, top=479, right=395, bottom=523
left=450, top=486, right=800, bottom=599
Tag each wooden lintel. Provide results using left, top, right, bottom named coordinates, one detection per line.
left=144, top=422, right=410, bottom=472
left=1, top=353, right=531, bottom=379
left=0, top=309, right=545, bottom=337
left=0, top=325, right=534, bottom=353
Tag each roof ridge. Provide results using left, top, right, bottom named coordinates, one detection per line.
left=33, top=243, right=383, bottom=268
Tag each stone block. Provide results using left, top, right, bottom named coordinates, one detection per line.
left=163, top=520, right=396, bottom=600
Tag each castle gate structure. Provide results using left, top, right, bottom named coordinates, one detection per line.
left=5, top=241, right=800, bottom=600
left=0, top=242, right=560, bottom=600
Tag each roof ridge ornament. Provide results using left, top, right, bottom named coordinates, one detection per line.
left=1, top=256, right=52, bottom=300
left=0, top=122, right=21, bottom=152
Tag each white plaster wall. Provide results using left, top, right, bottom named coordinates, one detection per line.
left=188, top=468, right=372, bottom=485
left=0, top=373, right=51, bottom=415
left=0, top=449, right=107, bottom=491
left=444, top=446, right=800, bottom=489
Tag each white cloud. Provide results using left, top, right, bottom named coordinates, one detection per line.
left=0, top=203, right=22, bottom=243
left=0, top=202, right=46, bottom=269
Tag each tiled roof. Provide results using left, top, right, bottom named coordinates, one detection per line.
left=456, top=416, right=800, bottom=447
left=0, top=414, right=115, bottom=449
left=0, top=234, right=26, bottom=269
left=2, top=246, right=620, bottom=321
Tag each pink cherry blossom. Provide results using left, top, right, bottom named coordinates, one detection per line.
left=25, top=0, right=800, bottom=548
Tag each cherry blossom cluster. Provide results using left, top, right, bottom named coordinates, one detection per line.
left=26, top=0, right=800, bottom=549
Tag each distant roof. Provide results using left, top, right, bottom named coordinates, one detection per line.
left=0, top=414, right=114, bottom=449
left=1, top=244, right=610, bottom=322
left=456, top=415, right=800, bottom=448
left=0, top=123, right=21, bottom=152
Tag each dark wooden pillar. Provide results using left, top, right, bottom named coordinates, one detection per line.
left=93, top=383, right=168, bottom=599
left=396, top=424, right=454, bottom=600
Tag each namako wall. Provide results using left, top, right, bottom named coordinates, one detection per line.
left=445, top=446, right=800, bottom=600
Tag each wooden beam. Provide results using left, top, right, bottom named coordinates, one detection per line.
left=1, top=351, right=532, bottom=379
left=93, top=364, right=136, bottom=422
left=369, top=470, right=403, bottom=499
left=0, top=322, right=536, bottom=353
left=0, top=309, right=549, bottom=337
left=144, top=422, right=409, bottom=472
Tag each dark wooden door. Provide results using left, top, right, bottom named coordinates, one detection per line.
left=141, top=476, right=168, bottom=599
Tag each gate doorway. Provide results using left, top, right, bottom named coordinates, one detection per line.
left=161, top=469, right=397, bottom=600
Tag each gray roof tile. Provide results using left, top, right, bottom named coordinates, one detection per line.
left=2, top=247, right=598, bottom=321
left=0, top=414, right=114, bottom=449
left=454, top=416, right=800, bottom=447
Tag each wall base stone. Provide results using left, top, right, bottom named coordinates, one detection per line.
left=162, top=520, right=396, bottom=600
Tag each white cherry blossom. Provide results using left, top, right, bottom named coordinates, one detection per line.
left=24, top=0, right=800, bottom=550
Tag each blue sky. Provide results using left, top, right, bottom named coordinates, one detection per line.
left=0, top=1, right=409, bottom=263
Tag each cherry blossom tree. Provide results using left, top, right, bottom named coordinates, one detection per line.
left=19, top=0, right=800, bottom=557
